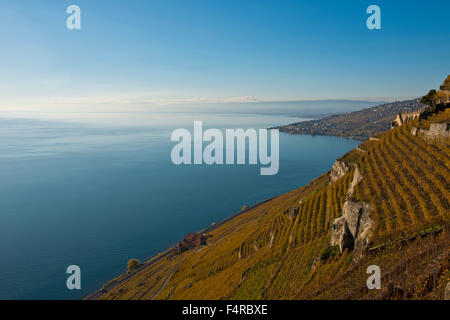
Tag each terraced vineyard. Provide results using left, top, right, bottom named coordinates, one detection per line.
left=93, top=107, right=449, bottom=300
left=355, top=122, right=449, bottom=245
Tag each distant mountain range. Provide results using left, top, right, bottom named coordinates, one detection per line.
left=153, top=99, right=385, bottom=117
left=275, top=99, right=424, bottom=140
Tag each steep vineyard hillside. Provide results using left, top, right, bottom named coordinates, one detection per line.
left=91, top=108, right=449, bottom=300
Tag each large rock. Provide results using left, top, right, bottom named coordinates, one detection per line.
left=329, top=160, right=349, bottom=183
left=331, top=201, right=374, bottom=262
left=330, top=157, right=374, bottom=262
left=285, top=207, right=299, bottom=220
left=330, top=214, right=354, bottom=252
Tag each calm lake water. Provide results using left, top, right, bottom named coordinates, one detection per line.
left=0, top=112, right=358, bottom=299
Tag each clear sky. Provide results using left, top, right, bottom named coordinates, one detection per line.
left=0, top=0, right=449, bottom=110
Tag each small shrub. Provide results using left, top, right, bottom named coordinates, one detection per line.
left=127, top=258, right=142, bottom=272
left=241, top=205, right=248, bottom=211
left=320, top=245, right=339, bottom=262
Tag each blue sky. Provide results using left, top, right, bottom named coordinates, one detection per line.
left=0, top=0, right=449, bottom=110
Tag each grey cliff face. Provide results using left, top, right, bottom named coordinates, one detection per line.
left=330, top=165, right=374, bottom=262
left=329, top=160, right=350, bottom=183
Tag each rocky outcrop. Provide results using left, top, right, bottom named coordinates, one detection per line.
left=268, top=231, right=275, bottom=248
left=330, top=213, right=354, bottom=252
left=346, top=165, right=362, bottom=201
left=285, top=207, right=299, bottom=220
left=330, top=165, right=374, bottom=262
left=356, top=147, right=367, bottom=153
left=351, top=204, right=375, bottom=261
left=331, top=202, right=374, bottom=262
left=329, top=160, right=349, bottom=183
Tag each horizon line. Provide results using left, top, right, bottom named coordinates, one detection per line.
left=0, top=95, right=420, bottom=110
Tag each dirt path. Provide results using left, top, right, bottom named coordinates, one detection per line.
left=150, top=262, right=182, bottom=300
left=84, top=250, right=173, bottom=300
left=85, top=197, right=275, bottom=300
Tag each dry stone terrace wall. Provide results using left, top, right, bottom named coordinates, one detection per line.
left=421, top=123, right=450, bottom=140
left=411, top=122, right=450, bottom=141
left=391, top=111, right=421, bottom=128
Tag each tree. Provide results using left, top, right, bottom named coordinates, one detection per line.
left=420, top=89, right=437, bottom=107
left=320, top=245, right=339, bottom=262
left=435, top=90, right=449, bottom=104
left=442, top=75, right=450, bottom=87
left=127, top=259, right=142, bottom=272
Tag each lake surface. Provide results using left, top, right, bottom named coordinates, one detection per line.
left=0, top=112, right=358, bottom=299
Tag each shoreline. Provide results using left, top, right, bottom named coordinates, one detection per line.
left=84, top=127, right=365, bottom=300
left=84, top=195, right=277, bottom=300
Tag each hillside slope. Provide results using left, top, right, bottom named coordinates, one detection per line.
left=277, top=99, right=424, bottom=140
left=91, top=108, right=449, bottom=300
